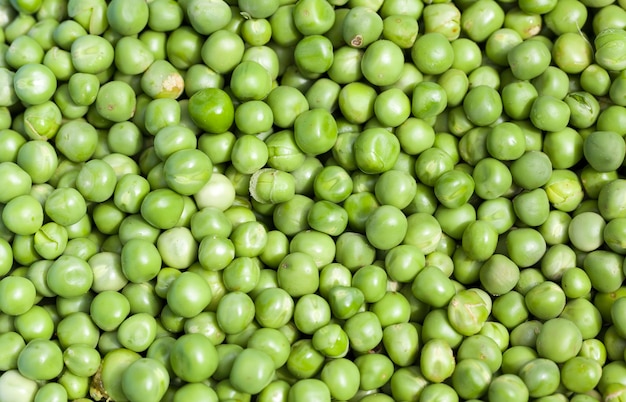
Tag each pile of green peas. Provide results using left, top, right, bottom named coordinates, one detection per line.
left=2, top=0, right=626, bottom=400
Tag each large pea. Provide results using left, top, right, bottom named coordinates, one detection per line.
left=420, top=338, right=455, bottom=383
left=536, top=317, right=583, bottom=363
left=452, top=359, right=492, bottom=400
left=448, top=288, right=491, bottom=336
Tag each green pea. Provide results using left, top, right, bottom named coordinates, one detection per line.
left=506, top=227, right=547, bottom=268
left=12, top=63, right=56, bottom=106
left=446, top=289, right=490, bottom=338
left=420, top=338, right=455, bottom=383
left=275, top=251, right=319, bottom=297
left=338, top=81, right=377, bottom=124
left=292, top=108, right=338, bottom=156
left=451, top=359, right=492, bottom=400
left=291, top=0, right=333, bottom=36
left=536, top=317, right=583, bottom=363
left=559, top=356, right=602, bottom=394
left=463, top=85, right=503, bottom=127
left=228, top=348, right=275, bottom=395
left=342, top=6, right=383, bottom=48
left=583, top=131, right=626, bottom=172
left=169, top=333, right=218, bottom=383
left=411, top=81, right=447, bottom=120
left=0, top=162, right=32, bottom=204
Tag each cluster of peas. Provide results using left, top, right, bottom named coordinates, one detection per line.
left=2, top=0, right=626, bottom=400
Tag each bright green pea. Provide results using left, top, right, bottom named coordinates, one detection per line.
left=463, top=85, right=503, bottom=126
left=420, top=338, right=455, bottom=384
left=411, top=265, right=455, bottom=309
left=411, top=81, right=447, bottom=120
left=510, top=151, right=552, bottom=190
left=3, top=194, right=44, bottom=236
left=583, top=130, right=626, bottom=173
left=411, top=32, right=453, bottom=75
left=140, top=188, right=184, bottom=230
left=338, top=81, right=377, bottom=124
left=163, top=271, right=211, bottom=320
left=16, top=338, right=63, bottom=382
left=88, top=290, right=130, bottom=332
left=120, top=238, right=162, bottom=284
left=13, top=63, right=57, bottom=106
left=536, top=317, right=583, bottom=364
left=544, top=169, right=585, bottom=212
left=32, top=222, right=67, bottom=260
left=0, top=162, right=32, bottom=204
left=360, top=39, right=405, bottom=86
left=506, top=227, right=547, bottom=268
left=342, top=6, right=383, bottom=48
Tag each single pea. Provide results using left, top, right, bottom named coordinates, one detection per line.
left=169, top=333, right=218, bottom=383
left=411, top=32, right=454, bottom=75
left=276, top=251, right=319, bottom=297
left=412, top=81, right=448, bottom=120
left=583, top=130, right=626, bottom=172
left=293, top=108, right=338, bottom=156
left=463, top=85, right=503, bottom=126
left=544, top=169, right=584, bottom=213
left=338, top=81, right=377, bottom=124
left=3, top=194, right=44, bottom=236
left=584, top=250, right=625, bottom=293
left=506, top=227, right=547, bottom=268
left=536, top=317, right=583, bottom=363
left=342, top=6, right=383, bottom=48
left=461, top=0, right=505, bottom=43
left=13, top=63, right=57, bottom=106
